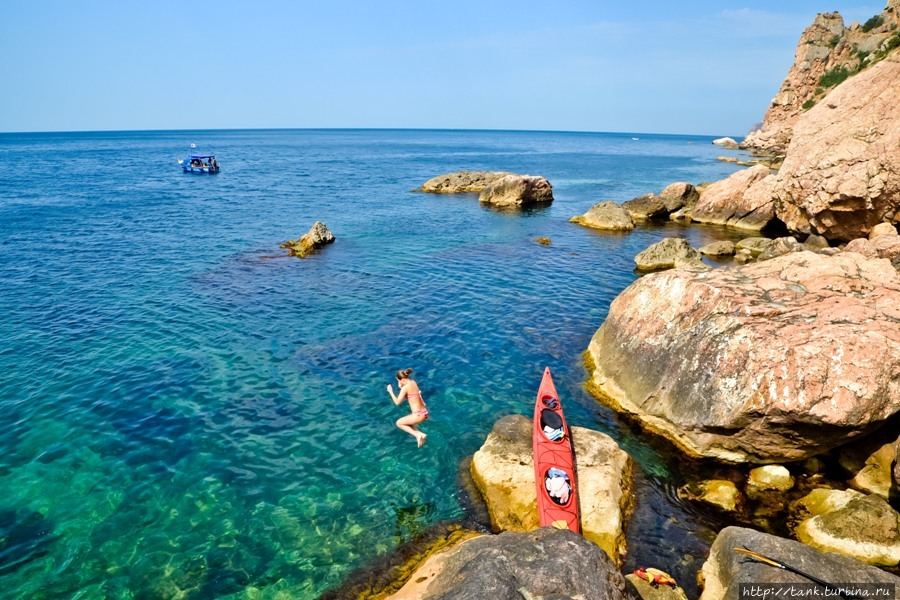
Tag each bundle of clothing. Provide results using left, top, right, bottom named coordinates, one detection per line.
left=542, top=425, right=564, bottom=441
left=545, top=468, right=571, bottom=504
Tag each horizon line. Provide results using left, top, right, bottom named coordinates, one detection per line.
left=0, top=126, right=745, bottom=140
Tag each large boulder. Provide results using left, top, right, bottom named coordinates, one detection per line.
left=585, top=251, right=900, bottom=463
left=691, top=166, right=776, bottom=230
left=280, top=221, right=335, bottom=258
left=387, top=528, right=631, bottom=600
left=469, top=414, right=634, bottom=564
left=478, top=174, right=553, bottom=208
left=773, top=54, right=900, bottom=241
left=418, top=171, right=513, bottom=193
left=570, top=201, right=635, bottom=231
left=634, top=238, right=704, bottom=271
left=699, top=526, right=900, bottom=600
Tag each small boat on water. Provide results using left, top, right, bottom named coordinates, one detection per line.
left=178, top=144, right=220, bottom=174
left=532, top=366, right=580, bottom=533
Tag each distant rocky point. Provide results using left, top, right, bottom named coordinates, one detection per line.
left=418, top=170, right=553, bottom=207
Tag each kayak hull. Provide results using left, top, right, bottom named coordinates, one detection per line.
left=532, top=366, right=580, bottom=533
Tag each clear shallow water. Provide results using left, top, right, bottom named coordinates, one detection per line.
left=0, top=129, right=751, bottom=598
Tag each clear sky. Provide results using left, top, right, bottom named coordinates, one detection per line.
left=0, top=1, right=883, bottom=136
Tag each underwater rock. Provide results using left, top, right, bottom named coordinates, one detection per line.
left=677, top=479, right=743, bottom=513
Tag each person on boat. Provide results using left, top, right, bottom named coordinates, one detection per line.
left=386, top=368, right=428, bottom=447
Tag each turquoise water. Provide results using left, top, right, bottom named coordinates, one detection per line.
left=0, top=129, right=749, bottom=598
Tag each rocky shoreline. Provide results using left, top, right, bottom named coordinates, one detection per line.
left=323, top=3, right=900, bottom=598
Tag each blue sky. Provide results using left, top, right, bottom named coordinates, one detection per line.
left=0, top=1, right=883, bottom=136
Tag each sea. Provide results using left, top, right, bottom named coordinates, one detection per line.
left=0, top=129, right=752, bottom=599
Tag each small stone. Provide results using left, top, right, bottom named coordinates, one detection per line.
left=747, top=465, right=795, bottom=494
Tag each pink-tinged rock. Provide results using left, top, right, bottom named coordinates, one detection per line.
left=586, top=251, right=900, bottom=463
left=774, top=55, right=900, bottom=241
left=691, top=166, right=776, bottom=231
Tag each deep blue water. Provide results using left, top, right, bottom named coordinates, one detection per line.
left=0, top=129, right=750, bottom=598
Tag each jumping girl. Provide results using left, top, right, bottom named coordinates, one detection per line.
left=386, top=368, right=428, bottom=447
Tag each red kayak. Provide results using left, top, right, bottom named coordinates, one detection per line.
left=532, top=366, right=580, bottom=533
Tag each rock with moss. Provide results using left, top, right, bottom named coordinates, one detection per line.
left=280, top=221, right=335, bottom=258
left=623, top=194, right=669, bottom=221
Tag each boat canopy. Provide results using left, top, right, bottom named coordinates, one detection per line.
left=187, top=153, right=216, bottom=160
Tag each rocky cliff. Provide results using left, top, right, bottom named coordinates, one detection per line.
left=742, top=0, right=900, bottom=158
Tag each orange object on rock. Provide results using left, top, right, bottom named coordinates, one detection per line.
left=633, top=567, right=677, bottom=587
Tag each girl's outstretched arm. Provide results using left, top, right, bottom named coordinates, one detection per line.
left=386, top=384, right=408, bottom=406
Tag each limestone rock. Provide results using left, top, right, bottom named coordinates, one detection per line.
left=571, top=201, right=635, bottom=231
left=280, top=221, right=335, bottom=258
left=698, top=241, right=736, bottom=257
left=478, top=174, right=553, bottom=208
left=418, top=171, right=513, bottom=193
left=469, top=415, right=536, bottom=533
left=699, top=526, right=900, bottom=600
left=795, top=494, right=900, bottom=566
left=585, top=251, right=900, bottom=463
left=469, top=414, right=634, bottom=564
left=691, top=166, right=776, bottom=230
left=634, top=238, right=704, bottom=272
left=388, top=528, right=631, bottom=600
left=712, top=137, right=740, bottom=150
